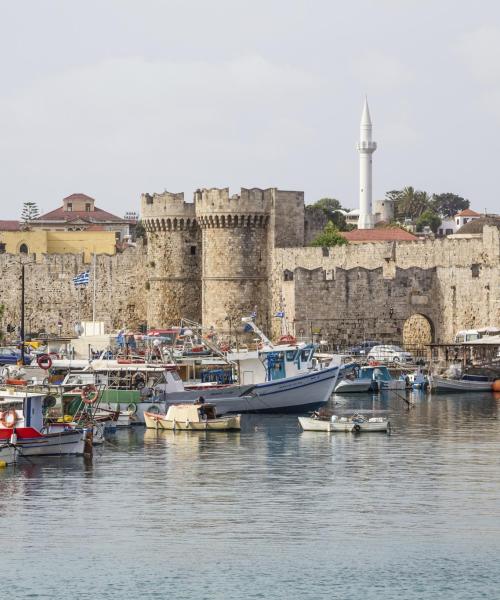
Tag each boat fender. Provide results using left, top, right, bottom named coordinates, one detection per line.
left=353, top=423, right=361, bottom=433
left=82, top=384, right=99, bottom=405
left=126, top=402, right=138, bottom=415
left=37, top=354, right=53, bottom=370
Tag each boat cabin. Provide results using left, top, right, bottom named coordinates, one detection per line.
left=165, top=403, right=218, bottom=423
left=0, top=392, right=45, bottom=431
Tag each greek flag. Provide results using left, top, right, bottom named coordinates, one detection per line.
left=73, top=271, right=90, bottom=286
left=275, top=311, right=285, bottom=318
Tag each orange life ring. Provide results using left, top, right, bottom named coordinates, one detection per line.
left=492, top=380, right=500, bottom=392
left=0, top=409, right=18, bottom=428
left=278, top=335, right=297, bottom=345
left=37, top=354, right=53, bottom=370
left=82, top=384, right=99, bottom=405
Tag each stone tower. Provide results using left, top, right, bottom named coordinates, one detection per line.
left=195, top=188, right=271, bottom=331
left=141, top=192, right=201, bottom=327
left=357, top=97, right=377, bottom=229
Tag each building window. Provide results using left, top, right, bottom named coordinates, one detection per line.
left=19, top=243, right=29, bottom=254
left=67, top=203, right=73, bottom=212
left=283, top=269, right=294, bottom=281
left=0, top=243, right=5, bottom=254
left=190, top=246, right=196, bottom=255
left=85, top=203, right=91, bottom=212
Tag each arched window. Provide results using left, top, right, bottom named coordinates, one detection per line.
left=19, top=243, right=29, bottom=254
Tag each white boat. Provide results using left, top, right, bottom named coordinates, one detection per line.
left=334, top=377, right=373, bottom=393
left=0, top=392, right=86, bottom=457
left=144, top=403, right=241, bottom=431
left=299, top=412, right=391, bottom=433
left=358, top=365, right=406, bottom=391
left=430, top=375, right=493, bottom=393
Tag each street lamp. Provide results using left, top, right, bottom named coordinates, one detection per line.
left=19, top=259, right=35, bottom=365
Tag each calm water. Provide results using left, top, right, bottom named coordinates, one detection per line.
left=1, top=392, right=499, bottom=600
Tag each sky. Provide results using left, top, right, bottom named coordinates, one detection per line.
left=0, top=0, right=499, bottom=218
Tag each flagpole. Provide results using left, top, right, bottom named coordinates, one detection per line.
left=92, top=252, right=97, bottom=328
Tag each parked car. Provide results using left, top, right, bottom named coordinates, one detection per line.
left=347, top=340, right=382, bottom=356
left=367, top=345, right=414, bottom=364
left=0, top=347, right=32, bottom=365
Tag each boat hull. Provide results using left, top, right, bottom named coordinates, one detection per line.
left=8, top=430, right=86, bottom=457
left=144, top=412, right=241, bottom=431
left=431, top=376, right=493, bottom=393
left=298, top=417, right=354, bottom=432
left=334, top=378, right=373, bottom=393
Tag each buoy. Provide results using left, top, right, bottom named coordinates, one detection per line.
left=492, top=380, right=500, bottom=392
left=0, top=461, right=7, bottom=469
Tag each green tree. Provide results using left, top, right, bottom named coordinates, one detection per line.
left=311, top=197, right=350, bottom=230
left=390, top=187, right=432, bottom=221
left=430, top=193, right=469, bottom=218
left=311, top=221, right=348, bottom=247
left=21, top=202, right=40, bottom=228
left=415, top=209, right=442, bottom=233
left=134, top=220, right=147, bottom=244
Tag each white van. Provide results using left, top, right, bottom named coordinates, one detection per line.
left=454, top=330, right=482, bottom=344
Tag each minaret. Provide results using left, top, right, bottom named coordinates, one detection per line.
left=357, top=97, right=377, bottom=229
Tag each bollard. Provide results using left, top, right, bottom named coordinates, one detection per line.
left=83, top=428, right=93, bottom=457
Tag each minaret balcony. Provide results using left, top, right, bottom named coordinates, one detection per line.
left=357, top=141, right=377, bottom=152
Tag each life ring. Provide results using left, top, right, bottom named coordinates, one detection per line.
left=0, top=409, right=18, bottom=428
left=278, top=335, right=297, bottom=345
left=37, top=354, right=53, bottom=370
left=82, top=384, right=99, bottom=405
left=353, top=423, right=361, bottom=433
left=147, top=404, right=160, bottom=415
left=126, top=402, right=138, bottom=415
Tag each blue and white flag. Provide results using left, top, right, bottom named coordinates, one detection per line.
left=73, top=271, right=90, bottom=286
left=275, top=311, right=285, bottom=318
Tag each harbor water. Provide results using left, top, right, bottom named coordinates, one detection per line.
left=1, top=392, right=499, bottom=599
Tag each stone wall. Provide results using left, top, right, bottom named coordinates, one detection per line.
left=0, top=245, right=146, bottom=337
left=304, top=206, right=328, bottom=245
left=271, top=226, right=500, bottom=343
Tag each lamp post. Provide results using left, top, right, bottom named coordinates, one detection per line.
left=19, top=259, right=35, bottom=365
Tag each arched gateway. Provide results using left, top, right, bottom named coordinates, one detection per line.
left=403, top=313, right=434, bottom=358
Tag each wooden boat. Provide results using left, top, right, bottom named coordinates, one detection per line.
left=144, top=403, right=241, bottom=431
left=299, top=412, right=390, bottom=433
left=430, top=375, right=493, bottom=393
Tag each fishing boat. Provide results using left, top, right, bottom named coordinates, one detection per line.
left=0, top=392, right=86, bottom=456
left=358, top=365, right=406, bottom=391
left=144, top=403, right=241, bottom=431
left=429, top=375, right=494, bottom=393
left=334, top=368, right=373, bottom=393
left=299, top=412, right=391, bottom=433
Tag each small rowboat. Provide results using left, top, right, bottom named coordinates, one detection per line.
left=299, top=412, right=390, bottom=433
left=144, top=402, right=241, bottom=431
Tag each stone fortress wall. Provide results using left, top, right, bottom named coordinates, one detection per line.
left=0, top=246, right=146, bottom=337
left=0, top=188, right=497, bottom=345
left=271, top=226, right=500, bottom=345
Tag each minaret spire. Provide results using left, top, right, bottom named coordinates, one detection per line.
left=357, top=97, right=377, bottom=229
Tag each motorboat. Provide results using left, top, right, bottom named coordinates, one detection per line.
left=0, top=392, right=86, bottom=457
left=299, top=412, right=391, bottom=433
left=144, top=403, right=241, bottom=431
left=358, top=365, right=406, bottom=391
left=334, top=366, right=373, bottom=393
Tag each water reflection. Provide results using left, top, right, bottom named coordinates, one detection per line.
left=0, top=393, right=498, bottom=599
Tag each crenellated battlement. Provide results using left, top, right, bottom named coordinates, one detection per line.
left=141, top=191, right=197, bottom=231
left=195, top=187, right=272, bottom=219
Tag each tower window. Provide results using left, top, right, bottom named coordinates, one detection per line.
left=190, top=246, right=196, bottom=255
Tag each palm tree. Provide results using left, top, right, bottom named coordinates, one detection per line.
left=394, top=187, right=431, bottom=221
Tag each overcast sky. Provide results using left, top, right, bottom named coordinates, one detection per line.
left=1, top=0, right=499, bottom=218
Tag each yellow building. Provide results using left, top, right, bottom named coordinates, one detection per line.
left=0, top=228, right=117, bottom=263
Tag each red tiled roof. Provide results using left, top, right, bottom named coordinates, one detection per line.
left=38, top=205, right=125, bottom=223
left=0, top=220, right=21, bottom=231
left=342, top=228, right=418, bottom=242
left=63, top=193, right=95, bottom=202
left=455, top=208, right=480, bottom=217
